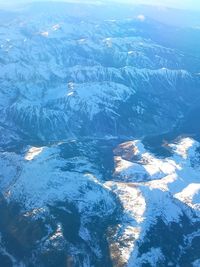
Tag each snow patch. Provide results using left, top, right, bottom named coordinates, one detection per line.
left=25, top=147, right=44, bottom=161
left=136, top=14, right=146, bottom=22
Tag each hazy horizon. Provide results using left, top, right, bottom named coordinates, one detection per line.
left=0, top=0, right=200, bottom=11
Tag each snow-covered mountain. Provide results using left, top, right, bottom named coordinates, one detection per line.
left=1, top=137, right=200, bottom=266
left=1, top=2, right=200, bottom=267
left=1, top=3, right=200, bottom=145
left=106, top=137, right=200, bottom=266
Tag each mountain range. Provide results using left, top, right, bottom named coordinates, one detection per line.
left=0, top=2, right=200, bottom=266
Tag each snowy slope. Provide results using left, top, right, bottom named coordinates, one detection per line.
left=1, top=137, right=200, bottom=266
left=106, top=138, right=200, bottom=266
